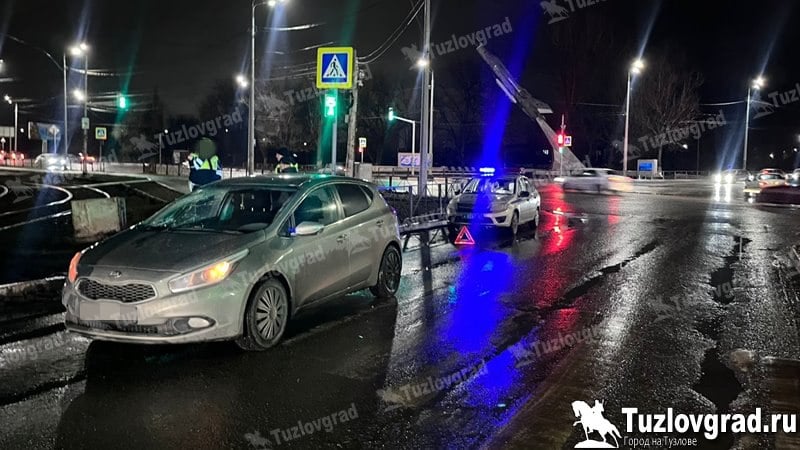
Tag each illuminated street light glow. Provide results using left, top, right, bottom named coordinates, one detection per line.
left=235, top=74, right=249, bottom=88
left=630, top=59, right=645, bottom=75
left=416, top=58, right=430, bottom=68
left=73, top=89, right=86, bottom=102
left=752, top=76, right=765, bottom=90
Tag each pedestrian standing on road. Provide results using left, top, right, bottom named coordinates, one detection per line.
left=187, top=138, right=223, bottom=191
left=274, top=147, right=299, bottom=174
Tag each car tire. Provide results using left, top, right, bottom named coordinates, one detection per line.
left=531, top=207, right=540, bottom=230
left=446, top=224, right=459, bottom=244
left=370, top=245, right=402, bottom=299
left=236, top=278, right=290, bottom=351
left=510, top=211, right=520, bottom=238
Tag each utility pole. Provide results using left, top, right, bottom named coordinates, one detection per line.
left=346, top=58, right=360, bottom=177
left=63, top=54, right=68, bottom=155
left=419, top=0, right=431, bottom=198
left=13, top=102, right=18, bottom=152
left=83, top=55, right=88, bottom=160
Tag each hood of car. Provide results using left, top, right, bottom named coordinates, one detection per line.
left=80, top=228, right=257, bottom=273
left=455, top=193, right=513, bottom=211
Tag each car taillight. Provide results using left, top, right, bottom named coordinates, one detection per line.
left=68, top=252, right=81, bottom=283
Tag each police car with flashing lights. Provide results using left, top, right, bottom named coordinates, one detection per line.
left=446, top=168, right=541, bottom=240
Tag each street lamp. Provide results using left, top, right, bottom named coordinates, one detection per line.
left=4, top=95, right=19, bottom=152
left=623, top=58, right=644, bottom=177
left=248, top=0, right=289, bottom=176
left=73, top=89, right=86, bottom=102
left=388, top=107, right=419, bottom=175
left=236, top=74, right=249, bottom=88
left=64, top=42, right=90, bottom=156
left=743, top=76, right=764, bottom=171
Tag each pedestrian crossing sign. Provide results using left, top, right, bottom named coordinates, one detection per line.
left=317, top=47, right=354, bottom=89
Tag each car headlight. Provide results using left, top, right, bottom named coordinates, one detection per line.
left=491, top=203, right=507, bottom=213
left=68, top=252, right=82, bottom=283
left=724, top=174, right=734, bottom=184
left=714, top=174, right=722, bottom=183
left=168, top=250, right=249, bottom=293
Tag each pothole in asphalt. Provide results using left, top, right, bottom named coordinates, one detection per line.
left=693, top=348, right=741, bottom=449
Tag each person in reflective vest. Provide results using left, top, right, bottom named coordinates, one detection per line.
left=275, top=147, right=299, bottom=174
left=188, top=138, right=223, bottom=191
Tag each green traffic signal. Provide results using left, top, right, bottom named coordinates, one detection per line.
left=324, top=93, right=337, bottom=118
left=388, top=107, right=395, bottom=122
left=118, top=94, right=128, bottom=110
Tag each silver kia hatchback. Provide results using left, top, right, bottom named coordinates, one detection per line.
left=63, top=175, right=402, bottom=350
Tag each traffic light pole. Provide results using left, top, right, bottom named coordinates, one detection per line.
left=331, top=89, right=338, bottom=172
left=418, top=0, right=431, bottom=199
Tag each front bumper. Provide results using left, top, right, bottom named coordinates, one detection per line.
left=62, top=278, right=248, bottom=344
left=447, top=209, right=514, bottom=228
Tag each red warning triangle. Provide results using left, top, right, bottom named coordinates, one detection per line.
left=454, top=226, right=476, bottom=245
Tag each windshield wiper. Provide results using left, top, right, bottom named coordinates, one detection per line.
left=169, top=226, right=242, bottom=235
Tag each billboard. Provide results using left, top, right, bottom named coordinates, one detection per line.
left=28, top=122, right=62, bottom=141
left=398, top=152, right=432, bottom=168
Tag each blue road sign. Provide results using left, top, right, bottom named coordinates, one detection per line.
left=317, top=47, right=354, bottom=89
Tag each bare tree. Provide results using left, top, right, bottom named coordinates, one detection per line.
left=631, top=49, right=703, bottom=166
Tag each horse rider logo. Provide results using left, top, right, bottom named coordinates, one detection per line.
left=541, top=0, right=570, bottom=24
left=572, top=400, right=622, bottom=448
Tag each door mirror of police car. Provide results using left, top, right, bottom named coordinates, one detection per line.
left=292, top=221, right=325, bottom=237
left=519, top=191, right=530, bottom=198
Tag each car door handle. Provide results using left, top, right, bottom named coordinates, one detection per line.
left=337, top=235, right=347, bottom=243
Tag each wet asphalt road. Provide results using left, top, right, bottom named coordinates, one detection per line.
left=1, top=181, right=799, bottom=450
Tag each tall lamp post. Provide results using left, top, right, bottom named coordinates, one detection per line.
left=4, top=95, right=18, bottom=153
left=623, top=59, right=645, bottom=177
left=248, top=0, right=288, bottom=176
left=387, top=107, right=419, bottom=175
left=65, top=43, right=89, bottom=155
left=418, top=0, right=432, bottom=198
left=743, top=76, right=765, bottom=171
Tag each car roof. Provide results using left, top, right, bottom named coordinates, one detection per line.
left=213, top=174, right=368, bottom=190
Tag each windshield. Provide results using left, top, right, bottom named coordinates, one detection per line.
left=144, top=186, right=297, bottom=233
left=462, top=177, right=517, bottom=195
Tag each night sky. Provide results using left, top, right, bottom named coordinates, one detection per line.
left=1, top=0, right=799, bottom=167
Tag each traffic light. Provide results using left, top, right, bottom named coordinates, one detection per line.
left=388, top=107, right=395, bottom=122
left=557, top=133, right=565, bottom=146
left=118, top=94, right=128, bottom=110
left=324, top=93, right=337, bottom=118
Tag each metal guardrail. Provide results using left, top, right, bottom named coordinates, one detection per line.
left=399, top=213, right=448, bottom=235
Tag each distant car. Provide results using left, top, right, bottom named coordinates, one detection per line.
left=1, top=150, right=25, bottom=166
left=33, top=153, right=78, bottom=171
left=759, top=168, right=787, bottom=179
left=446, top=170, right=541, bottom=239
left=714, top=169, right=749, bottom=185
left=790, top=169, right=800, bottom=187
left=63, top=175, right=402, bottom=350
left=561, top=168, right=633, bottom=193
left=744, top=172, right=787, bottom=195
left=756, top=185, right=800, bottom=205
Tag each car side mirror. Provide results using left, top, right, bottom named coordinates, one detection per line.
left=454, top=189, right=461, bottom=196
left=519, top=191, right=530, bottom=198
left=292, top=221, right=325, bottom=237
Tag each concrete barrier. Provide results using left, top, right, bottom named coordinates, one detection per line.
left=71, top=197, right=127, bottom=242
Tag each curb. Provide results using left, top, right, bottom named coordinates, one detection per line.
left=0, top=276, right=64, bottom=301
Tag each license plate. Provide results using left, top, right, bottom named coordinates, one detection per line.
left=79, top=301, right=137, bottom=322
